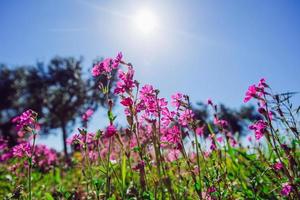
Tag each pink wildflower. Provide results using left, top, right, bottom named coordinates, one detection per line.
left=12, top=109, right=37, bottom=132
left=249, top=120, right=268, bottom=140
left=207, top=98, right=213, bottom=106
left=171, top=92, right=183, bottom=108
left=92, top=52, right=123, bottom=77
left=196, top=126, right=204, bottom=136
left=244, top=78, right=267, bottom=103
left=273, top=162, right=283, bottom=171
left=281, top=183, right=292, bottom=196
left=12, top=142, right=31, bottom=158
left=114, top=66, right=135, bottom=94
left=217, top=136, right=223, bottom=143
left=244, top=85, right=257, bottom=103
left=105, top=125, right=117, bottom=138
left=178, top=109, right=194, bottom=127
left=120, top=97, right=133, bottom=107
left=82, top=108, right=94, bottom=121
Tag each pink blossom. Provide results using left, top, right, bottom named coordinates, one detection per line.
left=12, top=109, right=37, bottom=132
left=120, top=97, right=133, bottom=107
left=105, top=125, right=117, bottom=138
left=166, top=149, right=181, bottom=162
left=178, top=109, right=194, bottom=127
left=161, top=108, right=175, bottom=126
left=244, top=78, right=267, bottom=103
left=214, top=117, right=228, bottom=128
left=114, top=66, right=135, bottom=94
left=82, top=108, right=94, bottom=121
left=244, top=85, right=257, bottom=103
left=12, top=142, right=31, bottom=158
left=281, top=183, right=292, bottom=196
left=196, top=126, right=204, bottom=136
left=161, top=125, right=181, bottom=148
left=207, top=98, right=213, bottom=106
left=216, top=136, right=223, bottom=143
left=171, top=92, right=183, bottom=108
left=273, top=162, right=283, bottom=171
left=249, top=120, right=268, bottom=140
left=92, top=52, right=122, bottom=77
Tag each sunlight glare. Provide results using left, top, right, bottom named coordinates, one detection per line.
left=133, top=9, right=158, bottom=35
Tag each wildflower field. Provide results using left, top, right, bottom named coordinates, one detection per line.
left=1, top=53, right=299, bottom=200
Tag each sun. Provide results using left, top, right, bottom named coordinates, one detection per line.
left=133, top=9, right=158, bottom=35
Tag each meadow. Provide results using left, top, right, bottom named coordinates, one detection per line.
left=1, top=53, right=299, bottom=200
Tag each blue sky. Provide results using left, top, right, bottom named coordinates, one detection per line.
left=1, top=0, right=300, bottom=150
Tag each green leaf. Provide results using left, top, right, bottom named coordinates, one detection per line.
left=45, top=193, right=54, bottom=200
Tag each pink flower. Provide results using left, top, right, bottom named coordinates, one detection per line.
left=140, top=84, right=155, bottom=99
left=244, top=78, right=267, bottom=103
left=196, top=126, right=204, bottom=136
left=92, top=52, right=123, bottom=77
left=217, top=136, right=223, bottom=143
left=161, top=108, right=175, bottom=126
left=82, top=108, right=94, bottom=121
left=12, top=142, right=31, bottom=158
left=161, top=125, right=181, bottom=148
left=249, top=120, right=268, bottom=140
left=105, top=125, right=117, bottom=137
left=273, top=162, right=283, bottom=171
left=171, top=92, right=183, bottom=108
left=112, top=52, right=123, bottom=68
left=244, top=85, right=257, bottom=103
left=166, top=149, right=181, bottom=162
left=214, top=117, right=228, bottom=128
left=178, top=109, right=194, bottom=127
left=207, top=98, right=213, bottom=106
left=114, top=66, right=135, bottom=94
left=281, top=183, right=292, bottom=196
left=120, top=97, right=133, bottom=107
left=207, top=186, right=216, bottom=194
left=12, top=109, right=37, bottom=132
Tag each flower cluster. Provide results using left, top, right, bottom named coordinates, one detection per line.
left=92, top=52, right=122, bottom=77
left=11, top=109, right=39, bottom=136
left=249, top=120, right=268, bottom=140
left=243, top=78, right=268, bottom=103
left=82, top=108, right=94, bottom=121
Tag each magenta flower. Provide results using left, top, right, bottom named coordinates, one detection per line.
left=105, top=125, right=117, bottom=137
left=120, top=97, right=133, bottom=107
left=196, top=126, right=204, bottom=136
left=12, top=109, right=36, bottom=132
left=216, top=136, right=223, bottom=143
left=244, top=78, right=267, bottom=103
left=114, top=67, right=135, bottom=94
left=281, top=183, right=292, bottom=196
left=249, top=120, right=268, bottom=140
left=161, top=125, right=181, bottom=148
left=213, top=117, right=229, bottom=128
left=161, top=108, right=175, bottom=126
left=82, top=108, right=94, bottom=121
left=12, top=142, right=31, bottom=158
left=244, top=85, right=257, bottom=103
left=273, top=162, right=283, bottom=171
left=207, top=98, right=213, bottom=106
left=178, top=109, right=194, bottom=127
left=171, top=92, right=183, bottom=108
left=92, top=52, right=123, bottom=77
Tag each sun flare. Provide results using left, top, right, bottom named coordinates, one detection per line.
left=133, top=9, right=158, bottom=35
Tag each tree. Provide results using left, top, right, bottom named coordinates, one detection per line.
left=192, top=102, right=262, bottom=137
left=0, top=57, right=117, bottom=159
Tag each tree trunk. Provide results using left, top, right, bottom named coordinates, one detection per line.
left=61, top=124, right=69, bottom=160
